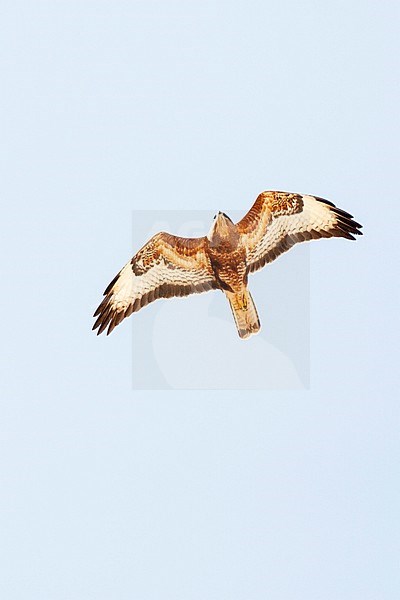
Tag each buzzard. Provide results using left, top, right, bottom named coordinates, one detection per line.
left=93, top=191, right=362, bottom=339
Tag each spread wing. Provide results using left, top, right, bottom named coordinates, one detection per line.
left=237, top=191, right=363, bottom=273
left=93, top=232, right=217, bottom=335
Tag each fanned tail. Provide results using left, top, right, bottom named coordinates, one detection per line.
left=226, top=289, right=261, bottom=339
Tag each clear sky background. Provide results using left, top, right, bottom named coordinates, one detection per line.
left=1, top=1, right=399, bottom=599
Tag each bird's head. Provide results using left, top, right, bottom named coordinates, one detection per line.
left=207, top=211, right=237, bottom=245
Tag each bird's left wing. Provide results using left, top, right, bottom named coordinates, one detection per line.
left=237, top=191, right=362, bottom=273
left=93, top=232, right=217, bottom=335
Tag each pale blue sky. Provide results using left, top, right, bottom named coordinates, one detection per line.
left=1, top=1, right=399, bottom=599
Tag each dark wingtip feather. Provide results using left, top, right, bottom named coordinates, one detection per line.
left=103, top=273, right=119, bottom=296
left=97, top=317, right=110, bottom=336
left=93, top=298, right=106, bottom=318
left=92, top=313, right=104, bottom=331
left=314, top=195, right=336, bottom=208
left=107, top=319, right=117, bottom=336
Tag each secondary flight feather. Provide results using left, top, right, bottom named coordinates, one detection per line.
left=93, top=191, right=362, bottom=339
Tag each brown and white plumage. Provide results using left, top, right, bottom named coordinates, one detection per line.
left=93, top=191, right=362, bottom=338
left=238, top=191, right=362, bottom=272
left=93, top=233, right=218, bottom=336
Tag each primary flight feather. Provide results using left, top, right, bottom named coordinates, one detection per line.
left=93, top=191, right=362, bottom=339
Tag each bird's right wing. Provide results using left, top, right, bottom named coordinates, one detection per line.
left=237, top=191, right=362, bottom=273
left=93, top=232, right=217, bottom=335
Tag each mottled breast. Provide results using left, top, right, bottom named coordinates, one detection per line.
left=207, top=242, right=248, bottom=292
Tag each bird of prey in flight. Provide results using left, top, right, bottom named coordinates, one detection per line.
left=93, top=191, right=362, bottom=339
